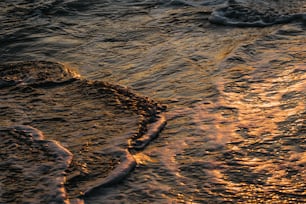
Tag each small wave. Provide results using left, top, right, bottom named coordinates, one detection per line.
left=0, top=61, right=167, bottom=203
left=0, top=125, right=72, bottom=203
left=209, top=0, right=306, bottom=27
left=0, top=61, right=79, bottom=87
left=81, top=149, right=136, bottom=197
left=128, top=114, right=167, bottom=150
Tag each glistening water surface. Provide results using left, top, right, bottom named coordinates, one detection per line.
left=0, top=0, right=305, bottom=203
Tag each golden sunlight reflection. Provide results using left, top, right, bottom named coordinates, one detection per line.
left=187, top=38, right=305, bottom=201
left=200, top=52, right=305, bottom=201
left=133, top=152, right=157, bottom=165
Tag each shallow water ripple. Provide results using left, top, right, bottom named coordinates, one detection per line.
left=1, top=0, right=306, bottom=203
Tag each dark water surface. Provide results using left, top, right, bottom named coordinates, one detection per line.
left=1, top=0, right=305, bottom=203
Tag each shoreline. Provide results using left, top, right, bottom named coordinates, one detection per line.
left=0, top=61, right=167, bottom=203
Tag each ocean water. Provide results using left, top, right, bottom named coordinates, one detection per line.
left=0, top=0, right=305, bottom=203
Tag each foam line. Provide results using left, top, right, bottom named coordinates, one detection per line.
left=129, top=114, right=167, bottom=150
left=80, top=114, right=167, bottom=197
left=0, top=61, right=168, bottom=202
left=82, top=150, right=136, bottom=197
left=12, top=125, right=73, bottom=167
left=1, top=125, right=73, bottom=203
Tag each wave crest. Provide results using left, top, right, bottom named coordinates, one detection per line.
left=209, top=0, right=306, bottom=27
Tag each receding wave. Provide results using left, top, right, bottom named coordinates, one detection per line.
left=0, top=125, right=72, bottom=203
left=209, top=0, right=306, bottom=26
left=0, top=61, right=166, bottom=203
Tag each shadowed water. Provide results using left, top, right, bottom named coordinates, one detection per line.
left=0, top=0, right=305, bottom=203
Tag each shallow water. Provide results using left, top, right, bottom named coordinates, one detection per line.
left=1, top=0, right=306, bottom=203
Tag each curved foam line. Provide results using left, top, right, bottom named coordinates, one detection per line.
left=5, top=125, right=73, bottom=203
left=77, top=114, right=167, bottom=199
left=78, top=114, right=167, bottom=198
left=82, top=150, right=136, bottom=197
left=129, top=114, right=167, bottom=150
left=12, top=125, right=73, bottom=164
left=13, top=125, right=45, bottom=140
left=1, top=61, right=168, bottom=202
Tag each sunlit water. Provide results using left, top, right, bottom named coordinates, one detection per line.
left=0, top=0, right=305, bottom=203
